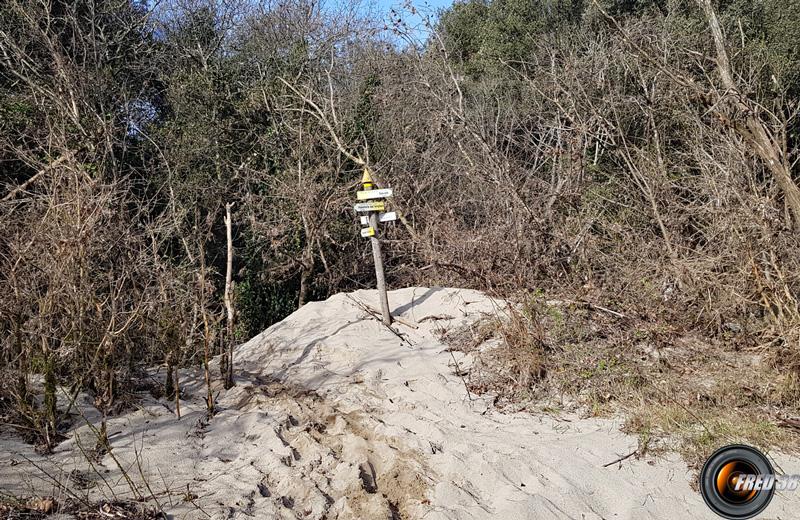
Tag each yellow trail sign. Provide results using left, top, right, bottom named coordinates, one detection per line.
left=360, top=226, right=375, bottom=238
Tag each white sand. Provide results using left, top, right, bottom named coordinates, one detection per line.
left=2, top=287, right=799, bottom=519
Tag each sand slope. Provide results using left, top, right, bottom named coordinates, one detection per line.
left=2, top=287, right=799, bottom=519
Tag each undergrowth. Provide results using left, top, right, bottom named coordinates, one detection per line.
left=0, top=497, right=165, bottom=519
left=443, top=292, right=800, bottom=469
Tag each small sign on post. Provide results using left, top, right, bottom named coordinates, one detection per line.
left=354, top=201, right=385, bottom=212
left=357, top=188, right=393, bottom=200
left=360, top=226, right=375, bottom=238
left=360, top=212, right=397, bottom=225
left=358, top=168, right=392, bottom=326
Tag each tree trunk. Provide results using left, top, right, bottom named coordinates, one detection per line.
left=298, top=246, right=313, bottom=308
left=223, top=202, right=235, bottom=389
left=198, top=242, right=214, bottom=413
left=174, top=365, right=181, bottom=419
left=95, top=368, right=113, bottom=453
left=219, top=331, right=228, bottom=382
left=696, top=0, right=800, bottom=228
left=42, top=353, right=57, bottom=447
left=202, top=313, right=214, bottom=412
left=13, top=316, right=27, bottom=406
left=165, top=351, right=175, bottom=400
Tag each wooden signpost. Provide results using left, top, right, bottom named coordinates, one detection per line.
left=358, top=168, right=393, bottom=325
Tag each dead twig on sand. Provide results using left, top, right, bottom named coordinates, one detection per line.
left=603, top=449, right=638, bottom=468
left=447, top=350, right=474, bottom=402
left=345, top=295, right=415, bottom=347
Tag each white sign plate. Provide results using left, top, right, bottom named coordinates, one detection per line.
left=354, top=201, right=385, bottom=212
left=360, top=226, right=375, bottom=238
left=357, top=188, right=393, bottom=201
left=360, top=212, right=397, bottom=225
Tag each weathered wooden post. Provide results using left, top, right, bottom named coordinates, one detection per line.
left=223, top=202, right=235, bottom=388
left=356, top=168, right=393, bottom=325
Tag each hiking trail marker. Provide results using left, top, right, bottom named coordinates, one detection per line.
left=359, top=212, right=397, bottom=225
left=354, top=201, right=385, bottom=212
left=357, top=168, right=393, bottom=325
left=357, top=188, right=393, bottom=200
left=360, top=226, right=375, bottom=238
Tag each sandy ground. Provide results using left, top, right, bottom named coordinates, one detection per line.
left=2, top=286, right=800, bottom=519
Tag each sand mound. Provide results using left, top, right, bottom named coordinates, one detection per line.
left=2, top=287, right=799, bottom=519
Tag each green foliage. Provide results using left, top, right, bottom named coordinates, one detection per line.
left=440, top=0, right=586, bottom=75
left=599, top=0, right=666, bottom=16
left=237, top=276, right=300, bottom=339
left=439, top=1, right=489, bottom=70
left=441, top=0, right=800, bottom=97
left=760, top=0, right=800, bottom=96
left=346, top=73, right=382, bottom=154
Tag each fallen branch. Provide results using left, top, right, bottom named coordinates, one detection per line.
left=546, top=299, right=627, bottom=319
left=345, top=294, right=415, bottom=346
left=447, top=350, right=474, bottom=402
left=603, top=449, right=638, bottom=468
left=2, top=151, right=76, bottom=202
left=778, top=418, right=800, bottom=431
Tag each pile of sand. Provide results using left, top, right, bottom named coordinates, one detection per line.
left=2, top=287, right=799, bottom=519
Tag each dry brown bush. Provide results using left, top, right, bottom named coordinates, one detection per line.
left=374, top=4, right=800, bottom=362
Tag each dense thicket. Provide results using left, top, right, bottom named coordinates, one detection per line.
left=1, top=0, right=799, bottom=448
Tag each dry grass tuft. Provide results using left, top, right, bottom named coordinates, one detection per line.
left=445, top=292, right=800, bottom=467
left=450, top=304, right=549, bottom=400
